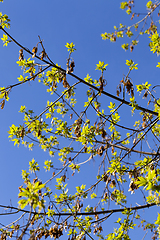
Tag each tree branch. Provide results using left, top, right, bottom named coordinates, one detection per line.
left=0, top=202, right=156, bottom=217
left=0, top=27, right=158, bottom=117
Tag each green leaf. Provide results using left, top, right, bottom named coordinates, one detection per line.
left=90, top=192, right=97, bottom=199
left=120, top=2, right=128, bottom=9
left=84, top=74, right=93, bottom=84
left=0, top=12, right=10, bottom=28
left=155, top=213, right=160, bottom=225
left=1, top=34, right=11, bottom=46
left=126, top=59, right=138, bottom=70
left=29, top=158, right=40, bottom=173
left=121, top=43, right=129, bottom=50
left=19, top=105, right=26, bottom=113
left=136, top=176, right=147, bottom=187
left=146, top=1, right=153, bottom=9
left=18, top=199, right=28, bottom=209
left=136, top=82, right=151, bottom=93
left=65, top=42, right=76, bottom=53
left=95, top=61, right=108, bottom=72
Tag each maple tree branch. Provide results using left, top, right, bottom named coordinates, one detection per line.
left=0, top=65, right=51, bottom=93
left=25, top=81, right=80, bottom=129
left=119, top=117, right=159, bottom=162
left=0, top=202, right=157, bottom=217
left=0, top=27, right=158, bottom=117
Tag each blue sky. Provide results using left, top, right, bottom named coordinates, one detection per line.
left=1, top=0, right=160, bottom=239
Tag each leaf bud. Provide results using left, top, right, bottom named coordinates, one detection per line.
left=32, top=46, right=38, bottom=58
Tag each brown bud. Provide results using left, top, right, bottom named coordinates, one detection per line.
left=142, top=121, right=147, bottom=129
left=143, top=90, right=148, bottom=98
left=68, top=157, right=72, bottom=162
left=103, top=174, right=108, bottom=182
left=33, top=177, right=38, bottom=183
left=102, top=129, right=106, bottom=138
left=111, top=146, right=114, bottom=153
left=38, top=129, right=41, bottom=137
left=32, top=47, right=37, bottom=58
left=41, top=50, right=46, bottom=60
left=104, top=192, right=108, bottom=199
left=1, top=100, right=5, bottom=110
left=19, top=49, right=24, bottom=61
left=70, top=114, right=73, bottom=119
left=39, top=189, right=42, bottom=196
left=69, top=60, right=75, bottom=73
left=131, top=13, right=135, bottom=20
left=97, top=146, right=104, bottom=156
left=112, top=36, right=116, bottom=41
left=110, top=179, right=116, bottom=187
left=131, top=88, right=134, bottom=97
left=130, top=45, right=134, bottom=52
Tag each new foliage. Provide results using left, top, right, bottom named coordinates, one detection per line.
left=1, top=1, right=160, bottom=240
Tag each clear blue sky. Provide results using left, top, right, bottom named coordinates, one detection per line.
left=0, top=1, right=160, bottom=239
